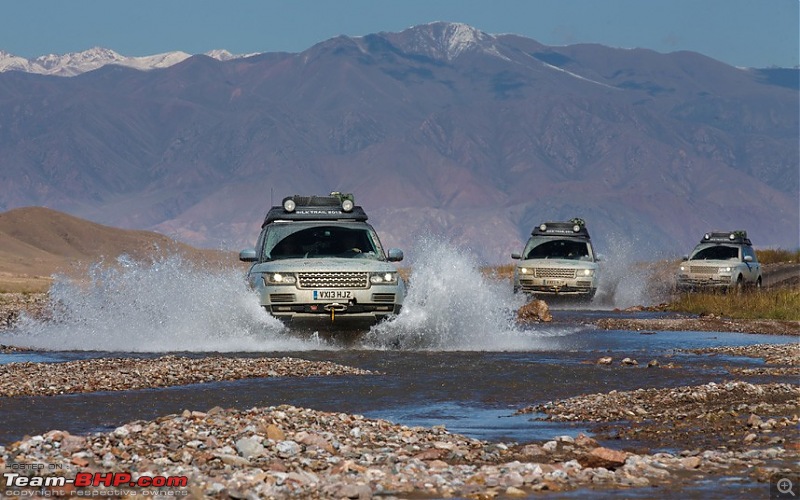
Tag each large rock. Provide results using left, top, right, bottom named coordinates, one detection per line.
left=578, top=446, right=629, bottom=469
left=517, top=299, right=552, bottom=323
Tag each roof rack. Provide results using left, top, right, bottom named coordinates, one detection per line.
left=262, top=192, right=368, bottom=227
left=700, top=231, right=751, bottom=245
left=531, top=219, right=591, bottom=239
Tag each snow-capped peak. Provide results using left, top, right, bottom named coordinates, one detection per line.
left=0, top=47, right=251, bottom=77
left=392, top=21, right=507, bottom=62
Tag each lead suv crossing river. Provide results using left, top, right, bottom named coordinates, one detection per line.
left=239, top=193, right=406, bottom=325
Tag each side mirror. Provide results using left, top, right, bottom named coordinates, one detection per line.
left=682, top=255, right=689, bottom=261
left=744, top=255, right=753, bottom=262
left=239, top=248, right=257, bottom=262
left=511, top=252, right=521, bottom=260
left=387, top=248, right=404, bottom=262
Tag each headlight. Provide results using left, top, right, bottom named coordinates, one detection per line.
left=370, top=272, right=398, bottom=284
left=581, top=268, right=595, bottom=276
left=680, top=266, right=686, bottom=271
left=718, top=267, right=732, bottom=273
left=265, top=273, right=296, bottom=285
left=519, top=267, right=529, bottom=274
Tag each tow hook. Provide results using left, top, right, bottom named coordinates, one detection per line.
left=324, top=303, right=347, bottom=322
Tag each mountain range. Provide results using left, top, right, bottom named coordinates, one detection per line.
left=0, top=47, right=248, bottom=77
left=0, top=22, right=797, bottom=263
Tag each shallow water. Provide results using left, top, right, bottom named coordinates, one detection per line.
left=0, top=247, right=793, bottom=498
left=1, top=328, right=794, bottom=447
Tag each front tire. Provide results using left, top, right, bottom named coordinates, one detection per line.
left=734, top=276, right=744, bottom=295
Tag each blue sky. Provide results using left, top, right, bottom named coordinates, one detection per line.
left=2, top=0, right=798, bottom=68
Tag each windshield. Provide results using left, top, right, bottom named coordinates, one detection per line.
left=260, top=223, right=385, bottom=261
left=522, top=236, right=594, bottom=261
left=689, top=244, right=739, bottom=261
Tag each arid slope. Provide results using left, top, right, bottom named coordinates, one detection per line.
left=0, top=206, right=238, bottom=291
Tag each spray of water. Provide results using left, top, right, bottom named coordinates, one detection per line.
left=1, top=243, right=583, bottom=353
left=593, top=232, right=671, bottom=309
left=0, top=255, right=318, bottom=352
left=364, top=238, right=578, bottom=350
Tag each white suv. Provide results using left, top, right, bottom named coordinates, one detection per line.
left=677, top=231, right=762, bottom=291
left=512, top=219, right=599, bottom=300
left=239, top=193, right=405, bottom=324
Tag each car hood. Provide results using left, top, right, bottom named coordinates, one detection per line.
left=250, top=258, right=398, bottom=274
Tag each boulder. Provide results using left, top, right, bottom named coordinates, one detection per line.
left=517, top=299, right=553, bottom=323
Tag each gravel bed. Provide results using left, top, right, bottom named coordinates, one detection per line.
left=2, top=404, right=794, bottom=498
left=595, top=317, right=800, bottom=335
left=683, top=342, right=800, bottom=365
left=519, top=381, right=799, bottom=452
left=0, top=292, right=48, bottom=330
left=0, top=356, right=374, bottom=397
left=685, top=342, right=800, bottom=376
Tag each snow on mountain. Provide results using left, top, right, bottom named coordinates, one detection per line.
left=0, top=47, right=250, bottom=76
left=386, top=22, right=510, bottom=62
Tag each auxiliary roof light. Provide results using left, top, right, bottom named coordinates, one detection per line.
left=729, top=233, right=736, bottom=240
left=330, top=191, right=355, bottom=212
left=704, top=233, right=711, bottom=240
left=283, top=198, right=296, bottom=213
left=539, top=224, right=547, bottom=231
left=573, top=224, right=581, bottom=232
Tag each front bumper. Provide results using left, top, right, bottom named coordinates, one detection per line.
left=259, top=286, right=403, bottom=321
left=676, top=276, right=734, bottom=291
left=515, top=277, right=596, bottom=297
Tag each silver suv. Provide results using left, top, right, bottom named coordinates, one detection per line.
left=239, top=193, right=405, bottom=324
left=512, top=219, right=599, bottom=300
left=677, top=231, right=762, bottom=291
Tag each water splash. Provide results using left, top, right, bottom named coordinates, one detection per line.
left=1, top=255, right=317, bottom=352
left=364, top=238, right=578, bottom=350
left=593, top=232, right=672, bottom=309
left=2, top=245, right=583, bottom=353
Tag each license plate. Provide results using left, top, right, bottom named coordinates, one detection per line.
left=313, top=290, right=352, bottom=300
left=545, top=279, right=565, bottom=287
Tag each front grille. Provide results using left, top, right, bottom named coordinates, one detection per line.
left=269, top=293, right=296, bottom=303
left=533, top=268, right=576, bottom=279
left=372, top=293, right=396, bottom=303
left=298, top=272, right=369, bottom=289
left=690, top=266, right=718, bottom=275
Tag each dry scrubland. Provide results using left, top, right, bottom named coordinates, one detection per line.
left=668, top=289, right=800, bottom=321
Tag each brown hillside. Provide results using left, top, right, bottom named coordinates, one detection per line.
left=0, top=207, right=239, bottom=292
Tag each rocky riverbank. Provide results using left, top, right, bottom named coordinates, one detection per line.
left=595, top=316, right=800, bottom=335
left=0, top=292, right=48, bottom=330
left=519, top=381, right=799, bottom=452
left=2, top=403, right=795, bottom=499
left=0, top=356, right=374, bottom=397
